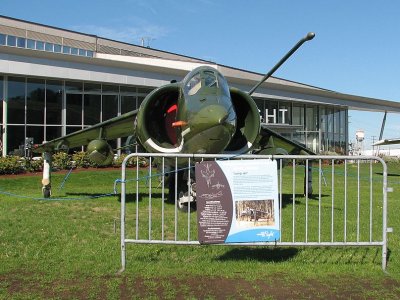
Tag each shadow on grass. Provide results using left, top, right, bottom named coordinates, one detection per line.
left=117, top=193, right=165, bottom=203
left=65, top=192, right=118, bottom=198
left=217, top=246, right=385, bottom=265
left=216, top=247, right=299, bottom=262
left=281, top=193, right=331, bottom=205
left=375, top=172, right=400, bottom=177
left=115, top=192, right=331, bottom=207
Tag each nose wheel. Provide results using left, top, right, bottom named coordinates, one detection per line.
left=168, top=170, right=197, bottom=213
left=177, top=182, right=196, bottom=212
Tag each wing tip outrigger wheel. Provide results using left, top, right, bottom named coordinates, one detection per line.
left=42, top=185, right=51, bottom=198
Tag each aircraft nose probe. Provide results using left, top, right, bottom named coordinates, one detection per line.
left=248, top=32, right=316, bottom=96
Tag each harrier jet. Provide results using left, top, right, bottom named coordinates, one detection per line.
left=33, top=32, right=316, bottom=204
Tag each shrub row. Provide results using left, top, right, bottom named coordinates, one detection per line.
left=0, top=152, right=148, bottom=175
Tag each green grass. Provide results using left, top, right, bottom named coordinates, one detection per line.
left=0, top=162, right=399, bottom=299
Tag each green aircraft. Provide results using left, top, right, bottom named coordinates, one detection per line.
left=33, top=32, right=315, bottom=205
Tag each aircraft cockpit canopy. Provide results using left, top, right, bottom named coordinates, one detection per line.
left=183, top=67, right=230, bottom=97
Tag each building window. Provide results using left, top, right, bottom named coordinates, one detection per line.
left=46, top=80, right=63, bottom=125
left=121, top=95, right=136, bottom=114
left=319, top=106, right=327, bottom=152
left=8, top=76, right=26, bottom=125
left=27, top=126, right=44, bottom=148
left=36, top=41, right=44, bottom=51
left=66, top=93, right=83, bottom=126
left=45, top=42, right=54, bottom=52
left=102, top=94, right=118, bottom=121
left=46, top=126, right=62, bottom=142
left=26, top=78, right=45, bottom=124
left=305, top=105, right=317, bottom=131
left=63, top=46, right=71, bottom=54
left=83, top=94, right=101, bottom=125
left=17, top=37, right=26, bottom=48
left=84, top=82, right=101, bottom=93
left=292, top=104, right=304, bottom=126
left=71, top=47, right=79, bottom=55
left=65, top=81, right=83, bottom=92
left=7, top=125, right=25, bottom=154
left=27, top=39, right=35, bottom=49
left=6, top=35, right=16, bottom=47
left=0, top=33, right=5, bottom=45
left=54, top=44, right=62, bottom=53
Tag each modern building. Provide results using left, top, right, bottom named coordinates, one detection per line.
left=1, top=15, right=400, bottom=157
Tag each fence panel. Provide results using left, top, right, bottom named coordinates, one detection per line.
left=119, top=154, right=389, bottom=272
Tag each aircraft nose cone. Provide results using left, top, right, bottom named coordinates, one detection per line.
left=200, top=104, right=236, bottom=135
left=183, top=104, right=237, bottom=154
left=207, top=105, right=229, bottom=124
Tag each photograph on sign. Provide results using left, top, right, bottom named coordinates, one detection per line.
left=195, top=159, right=280, bottom=244
left=235, top=199, right=275, bottom=228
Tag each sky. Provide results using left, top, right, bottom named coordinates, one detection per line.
left=2, top=0, right=400, bottom=150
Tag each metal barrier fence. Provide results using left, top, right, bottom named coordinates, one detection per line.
left=119, top=154, right=391, bottom=272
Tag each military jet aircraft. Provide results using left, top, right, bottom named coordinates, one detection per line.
left=33, top=32, right=315, bottom=203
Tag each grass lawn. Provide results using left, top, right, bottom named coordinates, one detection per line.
left=0, top=161, right=399, bottom=299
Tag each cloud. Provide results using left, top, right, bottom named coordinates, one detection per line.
left=70, top=23, right=169, bottom=45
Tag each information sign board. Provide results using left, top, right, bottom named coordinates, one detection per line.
left=195, top=159, right=280, bottom=244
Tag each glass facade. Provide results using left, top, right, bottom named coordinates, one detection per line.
left=0, top=74, right=348, bottom=156
left=257, top=98, right=348, bottom=154
left=1, top=75, right=152, bottom=155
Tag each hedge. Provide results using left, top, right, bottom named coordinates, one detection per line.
left=0, top=152, right=149, bottom=175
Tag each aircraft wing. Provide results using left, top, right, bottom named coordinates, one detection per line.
left=372, top=138, right=400, bottom=146
left=257, top=125, right=315, bottom=155
left=33, top=109, right=138, bottom=153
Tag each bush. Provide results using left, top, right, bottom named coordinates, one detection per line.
left=0, top=156, right=25, bottom=175
left=52, top=152, right=72, bottom=170
left=72, top=151, right=92, bottom=168
left=22, top=157, right=43, bottom=173
left=379, top=155, right=400, bottom=164
left=113, top=154, right=149, bottom=168
left=0, top=152, right=149, bottom=175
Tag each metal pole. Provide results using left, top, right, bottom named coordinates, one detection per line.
left=378, top=111, right=387, bottom=141
left=376, top=111, right=387, bottom=156
left=119, top=155, right=128, bottom=273
left=382, top=160, right=388, bottom=271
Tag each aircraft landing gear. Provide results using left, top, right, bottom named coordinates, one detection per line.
left=177, top=181, right=196, bottom=213
left=42, top=186, right=51, bottom=198
left=42, top=152, right=52, bottom=198
left=168, top=170, right=197, bottom=213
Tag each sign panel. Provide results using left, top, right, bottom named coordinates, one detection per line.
left=195, top=159, right=280, bottom=244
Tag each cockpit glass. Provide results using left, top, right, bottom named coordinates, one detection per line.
left=218, top=74, right=230, bottom=96
left=204, top=71, right=217, bottom=88
left=185, top=73, right=202, bottom=96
